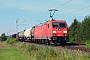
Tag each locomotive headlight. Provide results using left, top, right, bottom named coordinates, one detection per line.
left=53, top=31, right=56, bottom=33
left=64, top=31, right=67, bottom=33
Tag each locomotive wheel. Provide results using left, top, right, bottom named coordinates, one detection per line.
left=45, top=40, right=50, bottom=45
left=36, top=39, right=38, bottom=43
left=34, top=39, right=36, bottom=43
left=41, top=40, right=44, bottom=44
left=54, top=41, right=58, bottom=45
left=40, top=40, right=43, bottom=44
left=39, top=39, right=42, bottom=44
left=39, top=40, right=42, bottom=44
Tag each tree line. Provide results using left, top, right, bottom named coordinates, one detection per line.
left=69, top=15, right=90, bottom=43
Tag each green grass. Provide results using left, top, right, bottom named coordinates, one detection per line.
left=0, top=41, right=90, bottom=60
left=20, top=43, right=90, bottom=60
left=85, top=40, right=90, bottom=51
left=0, top=48, right=30, bottom=60
left=0, top=42, right=35, bottom=60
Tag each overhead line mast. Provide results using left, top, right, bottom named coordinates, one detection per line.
left=16, top=19, right=26, bottom=40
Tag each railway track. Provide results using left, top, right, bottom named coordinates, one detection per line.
left=19, top=40, right=90, bottom=57
left=62, top=43, right=88, bottom=52
left=25, top=41, right=88, bottom=51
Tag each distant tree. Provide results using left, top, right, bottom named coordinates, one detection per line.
left=81, top=15, right=90, bottom=41
left=69, top=18, right=80, bottom=43
left=69, top=15, right=90, bottom=43
left=0, top=33, right=7, bottom=41
left=75, top=22, right=81, bottom=42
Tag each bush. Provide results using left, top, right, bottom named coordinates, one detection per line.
left=20, top=43, right=90, bottom=60
left=6, top=38, right=17, bottom=44
left=85, top=40, right=90, bottom=51
left=0, top=33, right=7, bottom=41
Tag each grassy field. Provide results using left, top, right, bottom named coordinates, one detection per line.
left=0, top=42, right=30, bottom=60
left=0, top=40, right=90, bottom=60
left=0, top=48, right=29, bottom=60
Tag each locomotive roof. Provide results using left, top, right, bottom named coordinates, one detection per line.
left=34, top=20, right=66, bottom=27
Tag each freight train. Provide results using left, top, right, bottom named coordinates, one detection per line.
left=16, top=20, right=69, bottom=45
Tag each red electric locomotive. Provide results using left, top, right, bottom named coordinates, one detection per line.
left=33, top=20, right=69, bottom=45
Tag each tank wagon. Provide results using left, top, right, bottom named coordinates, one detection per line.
left=18, top=30, right=25, bottom=41
left=24, top=28, right=32, bottom=41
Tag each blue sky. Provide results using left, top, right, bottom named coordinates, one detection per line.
left=0, top=0, right=90, bottom=36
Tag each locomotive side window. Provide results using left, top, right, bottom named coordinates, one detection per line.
left=48, top=24, right=49, bottom=28
left=52, top=23, right=66, bottom=28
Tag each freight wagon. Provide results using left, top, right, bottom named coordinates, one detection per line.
left=24, top=28, right=32, bottom=41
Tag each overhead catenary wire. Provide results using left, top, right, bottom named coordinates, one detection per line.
left=37, top=12, right=48, bottom=22
left=36, top=0, right=73, bottom=21
left=18, top=20, right=26, bottom=26
left=55, top=0, right=73, bottom=9
left=33, top=0, right=90, bottom=25
left=61, top=5, right=90, bottom=17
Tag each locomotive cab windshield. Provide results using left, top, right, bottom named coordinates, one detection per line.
left=52, top=22, right=66, bottom=28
